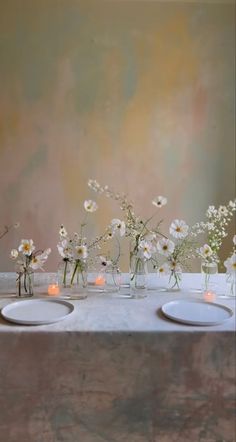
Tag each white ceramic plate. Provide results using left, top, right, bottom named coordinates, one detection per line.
left=161, top=299, right=233, bottom=326
left=1, top=299, right=74, bottom=325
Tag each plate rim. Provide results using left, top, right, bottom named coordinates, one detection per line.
left=161, top=299, right=233, bottom=326
left=1, top=298, right=75, bottom=325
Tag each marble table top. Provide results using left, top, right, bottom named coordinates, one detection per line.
left=0, top=273, right=235, bottom=333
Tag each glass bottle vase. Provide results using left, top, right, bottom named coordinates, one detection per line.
left=69, top=259, right=88, bottom=300
left=104, top=266, right=122, bottom=294
left=201, top=261, right=218, bottom=292
left=57, top=259, right=72, bottom=289
left=17, top=270, right=34, bottom=297
left=130, top=252, right=148, bottom=298
left=157, top=270, right=182, bottom=292
left=226, top=272, right=235, bottom=297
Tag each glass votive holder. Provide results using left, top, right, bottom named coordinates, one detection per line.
left=46, top=273, right=60, bottom=297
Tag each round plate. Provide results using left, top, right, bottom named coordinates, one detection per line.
left=1, top=299, right=74, bottom=325
left=161, top=299, right=233, bottom=326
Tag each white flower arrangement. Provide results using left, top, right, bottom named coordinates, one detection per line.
left=11, top=239, right=51, bottom=296
left=57, top=199, right=114, bottom=287
left=193, top=200, right=236, bottom=265
left=88, top=179, right=167, bottom=256
left=156, top=220, right=196, bottom=289
left=11, top=239, right=51, bottom=272
left=88, top=179, right=168, bottom=289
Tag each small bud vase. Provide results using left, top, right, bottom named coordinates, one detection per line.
left=166, top=271, right=182, bottom=291
left=69, top=259, right=88, bottom=300
left=158, top=271, right=182, bottom=292
left=201, top=261, right=218, bottom=292
left=16, top=270, right=34, bottom=297
left=104, top=266, right=122, bottom=294
left=57, top=259, right=72, bottom=289
left=226, top=273, right=235, bottom=297
left=130, top=250, right=148, bottom=298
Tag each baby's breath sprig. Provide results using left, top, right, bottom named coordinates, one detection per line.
left=193, top=200, right=236, bottom=264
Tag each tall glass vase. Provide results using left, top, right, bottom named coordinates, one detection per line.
left=57, top=259, right=72, bottom=289
left=69, top=259, right=88, bottom=300
left=226, top=272, right=235, bottom=297
left=17, top=270, right=34, bottom=297
left=201, top=260, right=218, bottom=292
left=104, top=265, right=122, bottom=294
left=130, top=243, right=148, bottom=298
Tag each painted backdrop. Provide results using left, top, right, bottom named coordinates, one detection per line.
left=0, top=0, right=235, bottom=271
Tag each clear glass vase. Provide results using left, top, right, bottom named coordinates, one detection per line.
left=130, top=249, right=148, bottom=298
left=16, top=270, right=34, bottom=297
left=226, top=272, right=235, bottom=297
left=158, top=271, right=182, bottom=292
left=104, top=266, right=122, bottom=294
left=201, top=261, right=218, bottom=292
left=69, top=259, right=88, bottom=300
left=57, top=259, right=72, bottom=289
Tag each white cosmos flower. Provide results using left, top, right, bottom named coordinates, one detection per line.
left=199, top=244, right=213, bottom=258
left=29, top=248, right=51, bottom=270
left=59, top=225, right=68, bottom=237
left=111, top=219, right=126, bottom=237
left=99, top=255, right=112, bottom=267
left=84, top=200, right=98, bottom=213
left=152, top=196, right=167, bottom=208
left=224, top=254, right=236, bottom=274
left=229, top=200, right=236, bottom=210
left=138, top=240, right=154, bottom=260
left=18, top=239, right=35, bottom=256
left=29, top=256, right=45, bottom=270
left=169, top=219, right=189, bottom=239
left=10, top=249, right=19, bottom=259
left=57, top=240, right=73, bottom=259
left=157, top=238, right=175, bottom=256
left=218, top=205, right=228, bottom=216
left=233, top=235, right=236, bottom=246
left=74, top=245, right=88, bottom=260
left=157, top=263, right=170, bottom=275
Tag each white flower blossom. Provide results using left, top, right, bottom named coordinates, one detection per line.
left=10, top=249, right=18, bottom=259
left=18, top=239, right=35, bottom=256
left=218, top=205, right=228, bottom=217
left=138, top=240, right=154, bottom=260
left=99, top=255, right=112, bottom=267
left=84, top=200, right=98, bottom=213
left=229, top=200, right=236, bottom=210
left=111, top=219, right=126, bottom=237
left=74, top=245, right=88, bottom=260
left=59, top=225, right=68, bottom=238
left=157, top=238, right=175, bottom=256
left=199, top=244, right=213, bottom=258
left=152, top=196, right=167, bottom=208
left=233, top=235, right=236, bottom=246
left=57, top=239, right=73, bottom=259
left=157, top=263, right=170, bottom=275
left=169, top=220, right=189, bottom=239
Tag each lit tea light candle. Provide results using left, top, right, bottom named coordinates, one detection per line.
left=203, top=290, right=216, bottom=302
left=48, top=284, right=60, bottom=296
left=95, top=275, right=105, bottom=286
